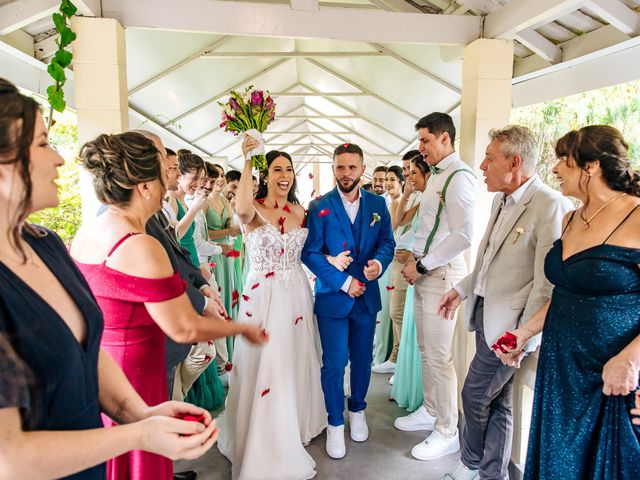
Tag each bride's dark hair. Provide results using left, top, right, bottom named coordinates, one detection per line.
left=255, top=150, right=300, bottom=204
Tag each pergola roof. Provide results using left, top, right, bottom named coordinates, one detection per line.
left=1, top=0, right=640, bottom=169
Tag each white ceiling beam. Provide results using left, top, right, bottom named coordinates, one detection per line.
left=34, top=32, right=59, bottom=61
left=129, top=36, right=230, bottom=95
left=201, top=51, right=384, bottom=58
left=267, top=130, right=349, bottom=134
left=280, top=114, right=355, bottom=119
left=165, top=58, right=290, bottom=127
left=304, top=58, right=418, bottom=121
left=368, top=43, right=461, bottom=94
left=0, top=0, right=60, bottom=36
left=290, top=0, right=319, bottom=12
left=300, top=82, right=414, bottom=144
left=368, top=0, right=422, bottom=13
left=221, top=119, right=307, bottom=158
left=273, top=92, right=368, bottom=97
left=584, top=0, right=640, bottom=36
left=484, top=0, right=586, bottom=39
left=515, top=28, right=562, bottom=63
left=458, top=0, right=500, bottom=15
left=102, top=0, right=482, bottom=45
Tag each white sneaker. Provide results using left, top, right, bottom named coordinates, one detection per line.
left=394, top=405, right=436, bottom=431
left=219, top=372, right=230, bottom=387
left=441, top=459, right=479, bottom=480
left=388, top=374, right=395, bottom=385
left=371, top=360, right=396, bottom=374
left=411, top=429, right=460, bottom=461
left=326, top=425, right=346, bottom=459
left=348, top=411, right=369, bottom=442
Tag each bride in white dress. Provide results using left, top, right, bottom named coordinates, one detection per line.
left=217, top=139, right=326, bottom=480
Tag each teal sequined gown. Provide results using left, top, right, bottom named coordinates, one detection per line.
left=176, top=200, right=225, bottom=410
left=525, top=237, right=640, bottom=480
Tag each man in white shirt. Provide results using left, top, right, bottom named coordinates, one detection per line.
left=438, top=126, right=572, bottom=480
left=397, top=112, right=476, bottom=461
left=372, top=165, right=392, bottom=208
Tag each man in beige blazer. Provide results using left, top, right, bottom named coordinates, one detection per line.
left=438, top=125, right=573, bottom=480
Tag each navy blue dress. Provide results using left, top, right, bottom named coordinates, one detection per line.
left=525, top=209, right=640, bottom=480
left=0, top=227, right=105, bottom=479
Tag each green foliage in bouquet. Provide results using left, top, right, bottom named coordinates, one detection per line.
left=218, top=85, right=276, bottom=171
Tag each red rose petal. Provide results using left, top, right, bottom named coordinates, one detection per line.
left=207, top=340, right=213, bottom=346
left=261, top=388, right=271, bottom=397
left=204, top=354, right=212, bottom=363
left=251, top=283, right=260, bottom=290
left=225, top=315, right=232, bottom=322
left=256, top=198, right=265, bottom=204
left=278, top=216, right=286, bottom=234
left=246, top=311, right=253, bottom=317
left=232, top=290, right=239, bottom=300
left=242, top=294, right=250, bottom=301
left=386, top=285, right=395, bottom=291
left=308, top=173, right=314, bottom=179
left=226, top=250, right=241, bottom=258
left=209, top=262, right=216, bottom=268
left=343, top=242, right=348, bottom=251
left=315, top=195, right=322, bottom=200
left=318, top=208, right=330, bottom=217
left=376, top=321, right=381, bottom=325
left=357, top=281, right=365, bottom=287
left=176, top=413, right=205, bottom=424
left=218, top=286, right=222, bottom=292
left=274, top=200, right=279, bottom=209
left=283, top=204, right=291, bottom=213
left=224, top=362, right=233, bottom=372
left=266, top=272, right=275, bottom=278
left=279, top=248, right=285, bottom=256
left=232, top=299, right=238, bottom=308
left=294, top=316, right=303, bottom=325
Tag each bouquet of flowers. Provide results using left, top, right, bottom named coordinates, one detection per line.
left=218, top=85, right=276, bottom=171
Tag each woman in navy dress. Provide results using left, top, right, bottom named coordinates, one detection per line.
left=0, top=78, right=218, bottom=479
left=496, top=125, right=640, bottom=479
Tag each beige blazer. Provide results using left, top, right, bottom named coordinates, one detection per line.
left=456, top=177, right=573, bottom=349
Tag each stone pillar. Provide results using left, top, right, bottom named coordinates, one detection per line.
left=72, top=16, right=128, bottom=222
left=454, top=38, right=513, bottom=399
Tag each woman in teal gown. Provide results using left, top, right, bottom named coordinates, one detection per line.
left=498, top=126, right=640, bottom=479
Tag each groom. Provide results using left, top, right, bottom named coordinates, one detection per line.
left=302, top=143, right=395, bottom=459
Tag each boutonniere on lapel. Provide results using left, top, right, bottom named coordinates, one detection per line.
left=513, top=227, right=525, bottom=244
left=370, top=212, right=381, bottom=227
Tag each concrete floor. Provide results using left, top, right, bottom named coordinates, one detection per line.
left=174, top=373, right=460, bottom=480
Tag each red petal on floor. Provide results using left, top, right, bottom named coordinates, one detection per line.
left=386, top=285, right=395, bottom=291
left=283, top=204, right=291, bottom=213
left=261, top=388, right=271, bottom=397
left=242, top=294, right=250, bottom=301
left=224, top=362, right=233, bottom=372
left=294, top=316, right=303, bottom=325
left=246, top=311, right=253, bottom=317
left=318, top=208, right=330, bottom=217
left=266, top=272, right=275, bottom=278
left=251, top=283, right=260, bottom=290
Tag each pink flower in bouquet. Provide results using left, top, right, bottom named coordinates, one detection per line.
left=265, top=96, right=274, bottom=109
left=251, top=90, right=264, bottom=106
left=229, top=97, right=241, bottom=112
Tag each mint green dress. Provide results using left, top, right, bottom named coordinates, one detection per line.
left=176, top=201, right=199, bottom=267
left=177, top=201, right=225, bottom=410
left=390, top=212, right=423, bottom=411
left=372, top=266, right=393, bottom=365
left=205, top=205, right=237, bottom=359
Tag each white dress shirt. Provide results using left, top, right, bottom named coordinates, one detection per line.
left=471, top=175, right=538, bottom=298
left=412, top=152, right=477, bottom=271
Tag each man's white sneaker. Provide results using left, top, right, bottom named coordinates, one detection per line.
left=325, top=425, right=346, bottom=459
left=394, top=405, right=436, bottom=431
left=388, top=374, right=395, bottom=385
left=411, top=429, right=460, bottom=461
left=348, top=411, right=369, bottom=442
left=371, top=360, right=396, bottom=374
left=441, top=459, right=479, bottom=480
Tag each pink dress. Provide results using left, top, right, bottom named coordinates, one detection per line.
left=75, top=233, right=186, bottom=480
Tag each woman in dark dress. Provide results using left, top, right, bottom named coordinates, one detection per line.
left=496, top=125, right=640, bottom=479
left=0, top=78, right=219, bottom=479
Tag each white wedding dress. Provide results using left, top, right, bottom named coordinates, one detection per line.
left=217, top=223, right=327, bottom=480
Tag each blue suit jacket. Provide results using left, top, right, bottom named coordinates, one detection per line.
left=302, top=188, right=395, bottom=318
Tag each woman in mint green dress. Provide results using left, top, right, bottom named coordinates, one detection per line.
left=391, top=158, right=431, bottom=412
left=171, top=151, right=225, bottom=410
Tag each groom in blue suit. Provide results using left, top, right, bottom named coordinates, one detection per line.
left=302, top=143, right=395, bottom=459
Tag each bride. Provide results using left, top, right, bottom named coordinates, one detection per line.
left=217, top=138, right=326, bottom=479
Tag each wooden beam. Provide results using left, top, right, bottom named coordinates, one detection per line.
left=103, top=0, right=482, bottom=45
left=272, top=92, right=368, bottom=97
left=201, top=51, right=385, bottom=58
left=515, top=28, right=562, bottom=63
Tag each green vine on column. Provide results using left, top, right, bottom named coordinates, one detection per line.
left=47, top=0, right=77, bottom=120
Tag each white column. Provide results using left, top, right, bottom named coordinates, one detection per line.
left=72, top=16, right=129, bottom=222
left=454, top=38, right=513, bottom=399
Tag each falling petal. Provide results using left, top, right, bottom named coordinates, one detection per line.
left=294, top=316, right=303, bottom=325
left=246, top=311, right=253, bottom=317
left=252, top=283, right=260, bottom=290
left=386, top=286, right=395, bottom=291
left=266, top=272, right=275, bottom=278
left=242, top=294, right=250, bottom=301
left=224, top=362, right=233, bottom=372
left=283, top=204, right=291, bottom=213
left=318, top=209, right=330, bottom=217
left=261, top=388, right=271, bottom=397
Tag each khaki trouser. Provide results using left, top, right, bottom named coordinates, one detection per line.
left=388, top=260, right=410, bottom=363
left=171, top=341, right=217, bottom=401
left=413, top=256, right=467, bottom=437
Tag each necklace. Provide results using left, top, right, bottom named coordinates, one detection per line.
left=582, top=192, right=627, bottom=225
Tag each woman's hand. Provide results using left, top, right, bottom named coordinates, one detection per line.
left=143, top=401, right=212, bottom=426
left=242, top=324, right=270, bottom=346
left=241, top=135, right=260, bottom=160
left=403, top=180, right=415, bottom=197
left=602, top=353, right=639, bottom=396
left=138, top=415, right=218, bottom=461
left=394, top=249, right=414, bottom=264
left=326, top=251, right=353, bottom=271
left=493, top=327, right=534, bottom=368
left=190, top=192, right=208, bottom=212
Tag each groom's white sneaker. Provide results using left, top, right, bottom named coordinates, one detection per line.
left=325, top=425, right=346, bottom=459
left=348, top=411, right=369, bottom=442
left=394, top=405, right=436, bottom=431
left=411, top=429, right=460, bottom=461
left=371, top=360, right=396, bottom=374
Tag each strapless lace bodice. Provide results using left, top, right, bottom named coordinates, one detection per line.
left=245, top=223, right=308, bottom=275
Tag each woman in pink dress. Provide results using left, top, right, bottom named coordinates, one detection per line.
left=71, top=132, right=268, bottom=480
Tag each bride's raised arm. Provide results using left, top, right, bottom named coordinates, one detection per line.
left=236, top=135, right=262, bottom=228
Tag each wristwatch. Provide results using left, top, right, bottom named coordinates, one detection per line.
left=415, top=259, right=429, bottom=276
